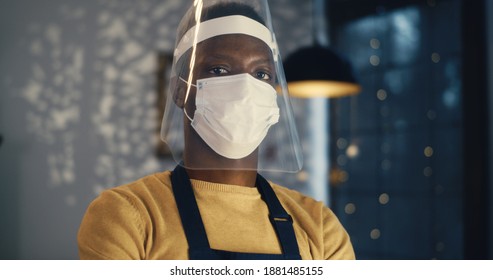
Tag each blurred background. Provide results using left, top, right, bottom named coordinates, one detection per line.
left=0, top=0, right=491, bottom=259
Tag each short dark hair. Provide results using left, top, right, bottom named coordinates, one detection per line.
left=177, top=3, right=265, bottom=42
left=201, top=3, right=265, bottom=25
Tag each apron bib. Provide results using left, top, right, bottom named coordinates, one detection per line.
left=171, top=165, right=301, bottom=260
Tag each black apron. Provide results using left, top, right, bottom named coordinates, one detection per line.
left=171, top=165, right=302, bottom=260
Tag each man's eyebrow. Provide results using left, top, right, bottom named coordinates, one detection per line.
left=202, top=53, right=234, bottom=61
left=252, top=57, right=272, bottom=64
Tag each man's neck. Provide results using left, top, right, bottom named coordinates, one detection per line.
left=185, top=168, right=257, bottom=188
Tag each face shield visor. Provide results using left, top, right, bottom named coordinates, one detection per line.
left=160, top=0, right=303, bottom=173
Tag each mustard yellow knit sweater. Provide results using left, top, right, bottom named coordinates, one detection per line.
left=77, top=171, right=355, bottom=260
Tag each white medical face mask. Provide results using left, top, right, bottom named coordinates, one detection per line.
left=182, top=73, right=280, bottom=159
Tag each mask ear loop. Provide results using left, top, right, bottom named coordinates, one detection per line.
left=179, top=76, right=196, bottom=122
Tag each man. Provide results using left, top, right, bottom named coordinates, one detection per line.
left=78, top=0, right=355, bottom=260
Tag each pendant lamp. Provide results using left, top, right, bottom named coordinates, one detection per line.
left=283, top=0, right=361, bottom=98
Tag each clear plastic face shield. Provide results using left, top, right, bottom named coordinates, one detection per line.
left=160, top=0, right=303, bottom=172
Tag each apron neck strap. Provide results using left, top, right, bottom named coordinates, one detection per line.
left=171, top=164, right=211, bottom=250
left=256, top=173, right=301, bottom=259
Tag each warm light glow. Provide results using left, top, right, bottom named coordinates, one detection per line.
left=377, top=89, right=387, bottom=101
left=370, top=55, right=380, bottom=66
left=379, top=193, right=390, bottom=205
left=330, top=168, right=349, bottom=185
left=287, top=80, right=361, bottom=98
left=370, top=38, right=380, bottom=49
left=337, top=138, right=348, bottom=149
left=345, top=203, right=356, bottom=215
left=424, top=166, right=433, bottom=177
left=431, top=52, right=441, bottom=63
left=370, top=229, right=381, bottom=240
left=296, top=170, right=309, bottom=182
left=424, top=146, right=434, bottom=157
left=337, top=154, right=348, bottom=166
left=346, top=144, right=359, bottom=158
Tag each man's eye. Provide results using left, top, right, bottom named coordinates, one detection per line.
left=256, top=72, right=271, bottom=81
left=209, top=67, right=228, bottom=75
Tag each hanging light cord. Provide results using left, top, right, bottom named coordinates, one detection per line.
left=313, top=0, right=329, bottom=47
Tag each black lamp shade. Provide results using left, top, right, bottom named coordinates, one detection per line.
left=283, top=45, right=361, bottom=98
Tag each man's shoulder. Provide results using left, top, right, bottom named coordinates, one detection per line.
left=270, top=182, right=317, bottom=201
left=116, top=171, right=172, bottom=192
left=269, top=182, right=326, bottom=212
left=95, top=171, right=173, bottom=206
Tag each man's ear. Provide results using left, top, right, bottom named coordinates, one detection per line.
left=172, top=54, right=192, bottom=109
left=170, top=76, right=185, bottom=108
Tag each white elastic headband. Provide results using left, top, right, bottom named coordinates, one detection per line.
left=174, top=15, right=278, bottom=62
